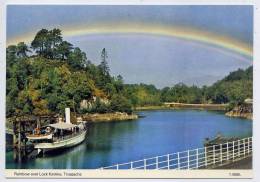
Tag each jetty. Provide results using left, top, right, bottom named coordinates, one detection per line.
left=6, top=115, right=58, bottom=161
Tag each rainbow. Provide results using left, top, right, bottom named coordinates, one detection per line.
left=7, top=23, right=253, bottom=59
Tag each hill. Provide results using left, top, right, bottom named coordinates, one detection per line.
left=6, top=28, right=253, bottom=118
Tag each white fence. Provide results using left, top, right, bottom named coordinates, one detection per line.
left=101, top=137, right=252, bottom=170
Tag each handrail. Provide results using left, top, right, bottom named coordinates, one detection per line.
left=101, top=137, right=252, bottom=170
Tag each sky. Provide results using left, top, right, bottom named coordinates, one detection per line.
left=7, top=5, right=253, bottom=88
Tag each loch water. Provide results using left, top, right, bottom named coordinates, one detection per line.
left=6, top=110, right=252, bottom=169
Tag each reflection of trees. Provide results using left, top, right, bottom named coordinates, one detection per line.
left=87, top=121, right=138, bottom=152
left=20, top=121, right=139, bottom=169
left=84, top=121, right=139, bottom=168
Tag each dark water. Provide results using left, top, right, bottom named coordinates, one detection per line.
left=6, top=110, right=252, bottom=169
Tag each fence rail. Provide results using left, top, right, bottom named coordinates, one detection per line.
left=100, top=137, right=252, bottom=170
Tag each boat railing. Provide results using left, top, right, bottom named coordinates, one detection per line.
left=53, top=130, right=85, bottom=142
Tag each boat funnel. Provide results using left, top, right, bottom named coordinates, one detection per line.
left=65, top=108, right=71, bottom=124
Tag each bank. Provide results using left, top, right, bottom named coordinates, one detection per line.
left=225, top=106, right=253, bottom=120
left=135, top=102, right=253, bottom=120
left=81, top=112, right=138, bottom=122
left=135, top=103, right=228, bottom=111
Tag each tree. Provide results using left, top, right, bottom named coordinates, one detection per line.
left=49, top=28, right=63, bottom=58
left=99, top=48, right=109, bottom=76
left=6, top=45, right=17, bottom=67
left=110, top=94, right=132, bottom=114
left=17, top=42, right=30, bottom=57
left=31, top=28, right=64, bottom=59
left=31, top=29, right=49, bottom=56
left=50, top=28, right=62, bottom=47
left=97, top=48, right=111, bottom=89
left=67, top=47, right=87, bottom=69
left=57, top=41, right=73, bottom=60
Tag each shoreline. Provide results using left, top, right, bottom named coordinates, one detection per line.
left=6, top=103, right=251, bottom=125
left=135, top=103, right=252, bottom=120
left=225, top=105, right=253, bottom=120
left=225, top=111, right=252, bottom=120
left=135, top=103, right=228, bottom=111
left=81, top=112, right=138, bottom=123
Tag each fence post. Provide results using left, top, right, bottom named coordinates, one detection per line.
left=187, top=150, right=190, bottom=169
left=156, top=156, right=158, bottom=169
left=205, top=147, right=207, bottom=167
left=167, top=154, right=170, bottom=169
left=196, top=148, right=199, bottom=169
left=177, top=152, right=180, bottom=169
left=232, top=141, right=235, bottom=161
left=243, top=138, right=246, bottom=157
left=247, top=138, right=250, bottom=154
left=220, top=144, right=222, bottom=163
left=227, top=142, right=229, bottom=161
left=213, top=145, right=216, bottom=165
left=238, top=140, right=240, bottom=157
left=250, top=138, right=252, bottom=153
left=100, top=137, right=253, bottom=170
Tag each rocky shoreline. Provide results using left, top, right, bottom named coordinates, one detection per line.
left=225, top=105, right=253, bottom=120
left=81, top=112, right=138, bottom=122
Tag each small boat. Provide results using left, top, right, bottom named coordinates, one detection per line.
left=26, top=126, right=53, bottom=140
left=204, top=133, right=239, bottom=147
left=26, top=108, right=87, bottom=154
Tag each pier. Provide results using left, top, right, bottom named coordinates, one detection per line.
left=6, top=115, right=58, bottom=161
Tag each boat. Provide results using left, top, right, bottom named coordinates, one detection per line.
left=26, top=108, right=87, bottom=154
left=204, top=133, right=239, bottom=147
left=26, top=126, right=53, bottom=140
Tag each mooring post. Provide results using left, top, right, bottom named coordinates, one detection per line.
left=12, top=120, right=17, bottom=148
left=18, top=121, right=21, bottom=150
left=22, top=122, right=26, bottom=152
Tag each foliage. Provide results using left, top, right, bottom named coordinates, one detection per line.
left=159, top=66, right=253, bottom=106
left=6, top=28, right=253, bottom=117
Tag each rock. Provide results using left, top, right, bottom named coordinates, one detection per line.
left=225, top=104, right=253, bottom=120
left=82, top=112, right=138, bottom=122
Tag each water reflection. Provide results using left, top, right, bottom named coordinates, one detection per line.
left=6, top=110, right=252, bottom=169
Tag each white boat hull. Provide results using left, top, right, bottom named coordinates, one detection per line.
left=34, top=131, right=86, bottom=152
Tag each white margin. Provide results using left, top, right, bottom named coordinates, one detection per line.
left=0, top=0, right=259, bottom=182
